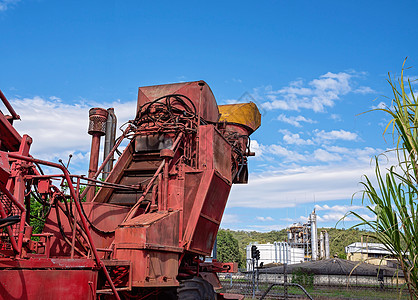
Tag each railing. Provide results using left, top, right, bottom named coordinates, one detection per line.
left=219, top=268, right=408, bottom=300
left=1, top=152, right=122, bottom=300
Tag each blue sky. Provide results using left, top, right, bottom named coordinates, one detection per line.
left=1, top=0, right=418, bottom=231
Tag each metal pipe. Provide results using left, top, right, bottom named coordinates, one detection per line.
left=6, top=152, right=121, bottom=300
left=103, top=108, right=116, bottom=180
left=283, top=242, right=286, bottom=264
left=71, top=177, right=80, bottom=259
left=0, top=90, right=20, bottom=120
left=260, top=282, right=314, bottom=300
left=274, top=242, right=277, bottom=263
left=325, top=230, right=330, bottom=259
left=310, top=210, right=318, bottom=261
left=87, top=134, right=101, bottom=202
left=87, top=108, right=108, bottom=202
left=24, top=174, right=140, bottom=190
left=17, top=210, right=26, bottom=256
left=286, top=243, right=289, bottom=264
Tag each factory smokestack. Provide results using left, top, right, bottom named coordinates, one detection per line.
left=324, top=230, right=330, bottom=259
left=310, top=210, right=318, bottom=261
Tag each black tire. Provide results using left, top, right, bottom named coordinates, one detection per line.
left=178, top=276, right=215, bottom=300
left=158, top=287, right=177, bottom=300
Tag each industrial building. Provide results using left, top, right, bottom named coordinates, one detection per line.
left=345, top=242, right=400, bottom=267
left=246, top=210, right=330, bottom=270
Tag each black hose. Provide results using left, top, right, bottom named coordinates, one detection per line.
left=233, top=147, right=245, bottom=181
left=77, top=196, right=117, bottom=234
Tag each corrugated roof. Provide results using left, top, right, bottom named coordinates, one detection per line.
left=261, top=258, right=403, bottom=277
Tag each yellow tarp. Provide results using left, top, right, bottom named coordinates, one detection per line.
left=218, top=102, right=261, bottom=133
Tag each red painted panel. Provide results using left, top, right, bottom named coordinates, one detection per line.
left=198, top=125, right=232, bottom=182
left=0, top=269, right=97, bottom=300
left=43, top=202, right=130, bottom=256
left=189, top=173, right=231, bottom=255
left=115, top=211, right=180, bottom=287
left=0, top=258, right=97, bottom=269
left=137, top=81, right=220, bottom=123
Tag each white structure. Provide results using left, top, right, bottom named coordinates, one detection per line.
left=246, top=242, right=304, bottom=271
left=319, top=230, right=330, bottom=260
left=246, top=209, right=330, bottom=270
left=287, top=209, right=329, bottom=262
left=324, top=230, right=330, bottom=259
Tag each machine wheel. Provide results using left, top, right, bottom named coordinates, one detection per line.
left=178, top=276, right=215, bottom=300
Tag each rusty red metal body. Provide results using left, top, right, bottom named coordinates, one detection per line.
left=0, top=81, right=260, bottom=299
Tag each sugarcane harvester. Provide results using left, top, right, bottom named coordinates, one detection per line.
left=0, top=81, right=260, bottom=299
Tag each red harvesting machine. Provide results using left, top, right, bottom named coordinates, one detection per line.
left=0, top=81, right=260, bottom=299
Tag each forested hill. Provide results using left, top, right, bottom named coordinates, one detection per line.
left=217, top=228, right=374, bottom=267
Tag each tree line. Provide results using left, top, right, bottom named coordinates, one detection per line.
left=216, top=227, right=372, bottom=268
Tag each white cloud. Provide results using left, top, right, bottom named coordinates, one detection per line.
left=224, top=99, right=241, bottom=104
left=228, top=153, right=382, bottom=209
left=330, top=114, right=342, bottom=121
left=244, top=224, right=286, bottom=232
left=312, top=204, right=375, bottom=222
left=266, top=144, right=307, bottom=161
left=277, top=114, right=316, bottom=127
left=314, top=129, right=358, bottom=141
left=11, top=96, right=137, bottom=173
left=300, top=212, right=374, bottom=223
left=275, top=205, right=375, bottom=225
left=371, top=101, right=387, bottom=109
left=221, top=214, right=240, bottom=225
left=282, top=133, right=314, bottom=146
left=276, top=129, right=358, bottom=148
left=313, top=149, right=342, bottom=162
left=354, top=86, right=376, bottom=94
left=256, top=216, right=274, bottom=222
left=407, top=76, right=418, bottom=85
left=327, top=146, right=379, bottom=164
left=261, top=72, right=373, bottom=113
left=250, top=140, right=265, bottom=158
left=314, top=204, right=366, bottom=213
left=0, top=0, right=20, bottom=11
left=253, top=137, right=379, bottom=165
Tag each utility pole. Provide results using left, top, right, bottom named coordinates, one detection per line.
left=251, top=245, right=260, bottom=299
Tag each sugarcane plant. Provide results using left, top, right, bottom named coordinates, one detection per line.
left=349, top=60, right=418, bottom=300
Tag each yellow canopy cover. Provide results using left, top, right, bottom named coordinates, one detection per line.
left=218, top=102, right=261, bottom=133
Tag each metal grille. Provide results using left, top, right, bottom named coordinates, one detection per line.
left=88, top=116, right=107, bottom=135
left=0, top=192, right=20, bottom=250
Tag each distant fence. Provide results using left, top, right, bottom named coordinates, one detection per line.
left=218, top=268, right=409, bottom=300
